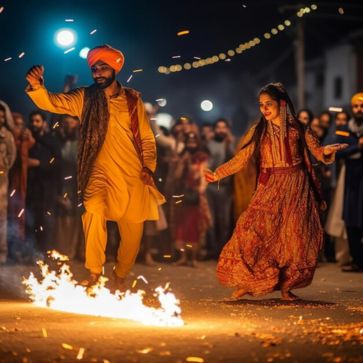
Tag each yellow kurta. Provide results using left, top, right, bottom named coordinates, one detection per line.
left=26, top=85, right=165, bottom=223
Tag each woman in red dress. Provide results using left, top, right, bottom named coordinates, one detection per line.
left=205, top=83, right=347, bottom=300
left=174, top=132, right=211, bottom=267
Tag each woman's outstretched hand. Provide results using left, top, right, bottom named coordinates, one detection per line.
left=204, top=168, right=218, bottom=183
left=323, top=143, right=349, bottom=156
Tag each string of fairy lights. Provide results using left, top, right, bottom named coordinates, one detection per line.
left=157, top=4, right=318, bottom=75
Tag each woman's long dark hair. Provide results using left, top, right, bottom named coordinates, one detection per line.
left=239, top=82, right=309, bottom=163
left=239, top=82, right=324, bottom=208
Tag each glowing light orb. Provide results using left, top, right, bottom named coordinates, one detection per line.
left=55, top=29, right=76, bottom=47
left=79, top=47, right=90, bottom=59
left=201, top=100, right=213, bottom=112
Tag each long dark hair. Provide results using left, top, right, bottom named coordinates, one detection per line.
left=239, top=82, right=308, bottom=163
left=239, top=82, right=324, bottom=207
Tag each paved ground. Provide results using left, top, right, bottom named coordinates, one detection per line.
left=0, top=260, right=362, bottom=363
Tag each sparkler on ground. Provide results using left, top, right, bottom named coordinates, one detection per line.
left=23, top=251, right=184, bottom=327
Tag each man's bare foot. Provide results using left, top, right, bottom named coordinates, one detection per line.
left=231, top=288, right=247, bottom=300
left=109, top=270, right=126, bottom=294
left=281, top=290, right=300, bottom=301
left=144, top=253, right=156, bottom=266
left=80, top=273, right=100, bottom=288
left=80, top=273, right=101, bottom=296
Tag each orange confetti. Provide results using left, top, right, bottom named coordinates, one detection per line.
left=76, top=347, right=85, bottom=360
left=138, top=347, right=153, bottom=354
left=335, top=130, right=350, bottom=137
left=177, top=30, right=190, bottom=36
left=62, top=343, right=73, bottom=350
left=186, top=357, right=204, bottom=363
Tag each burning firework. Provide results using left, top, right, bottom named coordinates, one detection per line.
left=23, top=251, right=184, bottom=327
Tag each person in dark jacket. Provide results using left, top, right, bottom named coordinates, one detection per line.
left=337, top=93, right=363, bottom=272
left=26, top=110, right=62, bottom=257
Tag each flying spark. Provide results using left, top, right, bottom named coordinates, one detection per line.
left=64, top=47, right=75, bottom=54
left=177, top=30, right=190, bottom=36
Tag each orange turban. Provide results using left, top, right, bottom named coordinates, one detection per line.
left=87, top=45, right=125, bottom=74
left=351, top=92, right=363, bottom=105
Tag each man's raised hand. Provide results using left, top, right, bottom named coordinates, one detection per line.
left=26, top=65, right=44, bottom=88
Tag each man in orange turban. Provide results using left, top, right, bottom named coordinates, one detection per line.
left=87, top=44, right=125, bottom=75
left=351, top=92, right=363, bottom=106
left=25, top=45, right=165, bottom=290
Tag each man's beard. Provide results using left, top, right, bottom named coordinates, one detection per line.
left=30, top=127, right=42, bottom=138
left=64, top=128, right=78, bottom=140
left=354, top=112, right=363, bottom=124
left=94, top=72, right=116, bottom=89
left=214, top=133, right=226, bottom=142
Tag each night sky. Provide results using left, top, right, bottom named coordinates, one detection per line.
left=1, top=0, right=362, bottom=134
